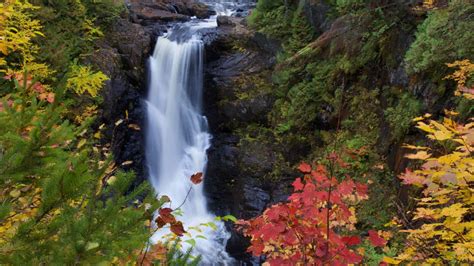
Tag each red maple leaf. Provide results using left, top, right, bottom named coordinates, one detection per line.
left=368, top=230, right=387, bottom=247
left=399, top=169, right=425, bottom=185
left=266, top=206, right=282, bottom=221
left=292, top=178, right=304, bottom=191
left=298, top=163, right=312, bottom=173
left=190, top=172, right=203, bottom=184
left=337, top=179, right=355, bottom=195
left=341, top=235, right=361, bottom=246
left=247, top=240, right=264, bottom=256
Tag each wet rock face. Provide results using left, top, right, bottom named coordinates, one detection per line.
left=303, top=1, right=333, bottom=34
left=203, top=19, right=278, bottom=132
left=88, top=17, right=153, bottom=185
left=202, top=18, right=293, bottom=262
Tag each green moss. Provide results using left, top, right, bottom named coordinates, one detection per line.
left=234, top=72, right=273, bottom=100
left=384, top=93, right=421, bottom=141
left=327, top=0, right=366, bottom=16
left=248, top=1, right=314, bottom=54
left=248, top=5, right=291, bottom=40
left=405, top=1, right=474, bottom=78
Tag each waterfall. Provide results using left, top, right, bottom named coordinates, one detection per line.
left=145, top=6, right=235, bottom=265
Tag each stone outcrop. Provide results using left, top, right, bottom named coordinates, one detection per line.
left=127, top=0, right=215, bottom=25
left=202, top=16, right=301, bottom=261
left=87, top=18, right=152, bottom=185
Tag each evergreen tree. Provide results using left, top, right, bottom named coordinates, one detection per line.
left=0, top=1, right=162, bottom=264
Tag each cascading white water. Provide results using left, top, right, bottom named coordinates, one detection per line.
left=145, top=2, right=249, bottom=264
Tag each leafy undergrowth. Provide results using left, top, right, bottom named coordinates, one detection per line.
left=237, top=156, right=393, bottom=265
left=236, top=60, right=474, bottom=264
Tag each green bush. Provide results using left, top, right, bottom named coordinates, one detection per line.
left=329, top=0, right=366, bottom=15
left=33, top=0, right=123, bottom=74
left=0, top=84, right=158, bottom=264
left=405, top=1, right=474, bottom=78
left=384, top=93, right=421, bottom=141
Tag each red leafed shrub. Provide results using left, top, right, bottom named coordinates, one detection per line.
left=236, top=155, right=384, bottom=265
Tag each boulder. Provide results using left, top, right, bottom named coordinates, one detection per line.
left=88, top=17, right=156, bottom=186
left=217, top=15, right=235, bottom=27
left=127, top=0, right=214, bottom=25
left=129, top=5, right=190, bottom=24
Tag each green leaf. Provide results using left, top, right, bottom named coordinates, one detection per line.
left=0, top=203, right=12, bottom=221
left=185, top=239, right=196, bottom=247
left=222, top=215, right=237, bottom=223
left=85, top=242, right=100, bottom=251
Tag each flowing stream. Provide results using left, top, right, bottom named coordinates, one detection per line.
left=145, top=1, right=251, bottom=264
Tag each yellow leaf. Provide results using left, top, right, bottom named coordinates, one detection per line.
left=413, top=208, right=436, bottom=220
left=413, top=116, right=425, bottom=122
left=77, top=139, right=87, bottom=149
left=431, top=129, right=453, bottom=141
left=66, top=64, right=108, bottom=97
left=115, top=119, right=123, bottom=126
left=106, top=175, right=117, bottom=185
left=383, top=257, right=401, bottom=265
left=444, top=110, right=459, bottom=117
left=405, top=151, right=431, bottom=160
left=0, top=43, right=8, bottom=55
left=440, top=203, right=468, bottom=220
left=403, top=144, right=429, bottom=150
left=437, top=153, right=462, bottom=165
left=416, top=122, right=436, bottom=133
left=93, top=131, right=101, bottom=139
left=128, top=124, right=141, bottom=131
left=9, top=189, right=21, bottom=198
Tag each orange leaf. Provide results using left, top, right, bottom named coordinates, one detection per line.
left=170, top=221, right=186, bottom=236
left=158, top=208, right=176, bottom=224
left=191, top=172, right=203, bottom=184
left=46, top=92, right=55, bottom=103
left=155, top=216, right=166, bottom=228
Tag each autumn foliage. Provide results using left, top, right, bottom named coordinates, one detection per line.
left=237, top=155, right=387, bottom=265
left=395, top=94, right=474, bottom=262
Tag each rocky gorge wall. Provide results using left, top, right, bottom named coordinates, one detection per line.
left=90, top=1, right=279, bottom=261
left=89, top=0, right=462, bottom=263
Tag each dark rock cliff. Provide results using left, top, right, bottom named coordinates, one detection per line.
left=202, top=17, right=296, bottom=261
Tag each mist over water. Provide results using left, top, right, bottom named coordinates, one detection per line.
left=145, top=1, right=251, bottom=264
